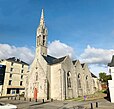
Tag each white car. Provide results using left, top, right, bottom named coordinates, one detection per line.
left=0, top=102, right=17, bottom=109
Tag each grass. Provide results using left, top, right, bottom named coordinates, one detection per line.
left=66, top=90, right=107, bottom=101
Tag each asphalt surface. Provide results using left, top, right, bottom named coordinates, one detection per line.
left=0, top=97, right=114, bottom=109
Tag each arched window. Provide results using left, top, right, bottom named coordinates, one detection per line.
left=86, top=75, right=89, bottom=88
left=78, top=73, right=81, bottom=88
left=43, top=35, right=45, bottom=46
left=86, top=75, right=88, bottom=80
left=36, top=72, right=38, bottom=81
left=67, top=72, right=71, bottom=88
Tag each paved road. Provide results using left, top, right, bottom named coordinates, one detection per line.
left=0, top=98, right=114, bottom=109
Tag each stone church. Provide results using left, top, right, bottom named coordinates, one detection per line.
left=26, top=9, right=98, bottom=100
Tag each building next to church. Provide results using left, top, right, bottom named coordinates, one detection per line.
left=91, top=73, right=102, bottom=93
left=0, top=57, right=29, bottom=96
left=26, top=9, right=101, bottom=100
left=108, top=55, right=114, bottom=103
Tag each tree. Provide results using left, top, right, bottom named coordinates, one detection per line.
left=99, top=72, right=112, bottom=82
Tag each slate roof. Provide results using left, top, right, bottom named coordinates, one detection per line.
left=72, top=60, right=77, bottom=65
left=91, top=72, right=97, bottom=78
left=6, top=57, right=29, bottom=65
left=43, top=55, right=66, bottom=65
left=108, top=55, right=114, bottom=67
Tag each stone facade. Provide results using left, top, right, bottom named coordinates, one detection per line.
left=26, top=9, right=100, bottom=100
left=0, top=57, right=29, bottom=96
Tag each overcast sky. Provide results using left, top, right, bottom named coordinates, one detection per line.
left=0, top=0, right=114, bottom=76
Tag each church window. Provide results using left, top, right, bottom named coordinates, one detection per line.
left=78, top=74, right=80, bottom=78
left=86, top=75, right=89, bottom=88
left=67, top=72, right=71, bottom=88
left=78, top=74, right=81, bottom=88
left=43, top=40, right=45, bottom=46
left=36, top=72, right=38, bottom=81
left=43, top=35, right=45, bottom=45
left=86, top=75, right=88, bottom=80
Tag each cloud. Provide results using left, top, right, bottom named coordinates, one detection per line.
left=0, top=44, right=34, bottom=64
left=0, top=41, right=75, bottom=65
left=0, top=42, right=112, bottom=76
left=80, top=45, right=114, bottom=64
left=89, top=64, right=108, bottom=77
left=48, top=40, right=76, bottom=59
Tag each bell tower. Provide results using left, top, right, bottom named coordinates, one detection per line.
left=36, top=9, right=48, bottom=56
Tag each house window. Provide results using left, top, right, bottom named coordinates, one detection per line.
left=109, top=69, right=111, bottom=73
left=21, top=70, right=23, bottom=73
left=67, top=72, right=71, bottom=88
left=21, top=75, right=23, bottom=79
left=10, top=74, right=12, bottom=78
left=22, top=64, right=24, bottom=68
left=9, top=80, right=12, bottom=85
left=20, top=81, right=23, bottom=86
left=10, top=68, right=13, bottom=72
left=11, top=62, right=13, bottom=66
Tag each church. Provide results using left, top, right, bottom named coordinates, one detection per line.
left=26, top=9, right=100, bottom=100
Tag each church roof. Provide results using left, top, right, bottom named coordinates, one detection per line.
left=108, top=55, right=114, bottom=67
left=43, top=55, right=66, bottom=65
left=91, top=72, right=97, bottom=78
left=6, top=57, right=29, bottom=65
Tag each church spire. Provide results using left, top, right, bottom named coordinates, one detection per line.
left=36, top=9, right=48, bottom=56
left=40, top=9, right=45, bottom=26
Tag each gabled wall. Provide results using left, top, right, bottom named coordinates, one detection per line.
left=27, top=54, right=47, bottom=99
left=74, top=60, right=84, bottom=97
left=82, top=64, right=93, bottom=95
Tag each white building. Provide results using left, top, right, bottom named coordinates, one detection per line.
left=108, top=55, right=114, bottom=103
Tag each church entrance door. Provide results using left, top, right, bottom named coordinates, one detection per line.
left=34, top=88, right=38, bottom=100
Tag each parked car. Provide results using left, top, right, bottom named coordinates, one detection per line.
left=0, top=102, right=17, bottom=109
